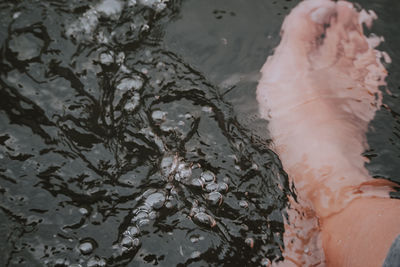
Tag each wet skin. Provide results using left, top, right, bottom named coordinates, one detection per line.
left=256, top=0, right=400, bottom=266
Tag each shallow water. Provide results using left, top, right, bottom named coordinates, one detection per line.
left=0, top=0, right=399, bottom=267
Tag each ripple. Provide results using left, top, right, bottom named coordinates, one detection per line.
left=0, top=0, right=290, bottom=265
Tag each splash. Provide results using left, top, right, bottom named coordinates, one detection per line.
left=257, top=0, right=400, bottom=266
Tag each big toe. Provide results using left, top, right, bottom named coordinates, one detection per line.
left=282, top=0, right=337, bottom=43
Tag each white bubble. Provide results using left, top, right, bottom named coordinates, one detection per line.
left=116, top=52, right=125, bottom=64
left=125, top=226, right=140, bottom=237
left=13, top=12, right=21, bottom=19
left=99, top=52, right=114, bottom=65
left=141, top=67, right=149, bottom=74
left=193, top=212, right=216, bottom=227
left=128, top=0, right=137, bottom=6
left=175, top=163, right=192, bottom=181
left=239, top=200, right=248, bottom=208
left=200, top=171, right=215, bottom=183
left=79, top=242, right=94, bottom=255
left=217, top=182, right=229, bottom=192
left=66, top=9, right=99, bottom=40
left=207, top=191, right=223, bottom=205
left=117, top=77, right=143, bottom=91
left=245, top=237, right=254, bottom=248
left=124, top=92, right=141, bottom=111
left=79, top=208, right=88, bottom=215
left=87, top=256, right=106, bottom=267
left=96, top=31, right=109, bottom=44
left=190, top=235, right=199, bottom=243
left=190, top=178, right=204, bottom=188
left=205, top=182, right=218, bottom=192
left=152, top=110, right=167, bottom=123
left=96, top=0, right=123, bottom=18
left=138, top=0, right=168, bottom=12
left=145, top=192, right=165, bottom=210
left=190, top=251, right=201, bottom=259
left=202, top=106, right=212, bottom=113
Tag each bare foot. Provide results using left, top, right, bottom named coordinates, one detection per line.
left=257, top=0, right=400, bottom=266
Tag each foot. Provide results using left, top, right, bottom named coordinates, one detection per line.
left=257, top=0, right=396, bottom=265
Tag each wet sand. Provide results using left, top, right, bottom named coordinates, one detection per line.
left=256, top=0, right=400, bottom=265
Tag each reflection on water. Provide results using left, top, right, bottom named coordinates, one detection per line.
left=0, top=0, right=290, bottom=266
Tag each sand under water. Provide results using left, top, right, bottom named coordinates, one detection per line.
left=257, top=0, right=400, bottom=266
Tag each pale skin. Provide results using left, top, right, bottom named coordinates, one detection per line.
left=256, top=0, right=400, bottom=266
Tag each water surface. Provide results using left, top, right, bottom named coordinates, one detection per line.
left=0, top=0, right=399, bottom=266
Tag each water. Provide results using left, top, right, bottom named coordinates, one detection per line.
left=0, top=0, right=399, bottom=266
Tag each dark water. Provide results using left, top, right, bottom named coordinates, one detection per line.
left=0, top=0, right=399, bottom=266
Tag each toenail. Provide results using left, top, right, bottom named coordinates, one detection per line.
left=310, top=7, right=336, bottom=24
